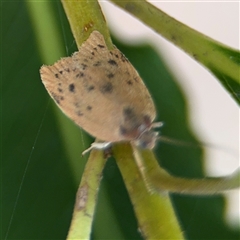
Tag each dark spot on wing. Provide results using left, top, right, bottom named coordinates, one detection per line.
left=76, top=110, right=83, bottom=116
left=107, top=73, right=114, bottom=79
left=81, top=63, right=87, bottom=70
left=58, top=88, right=63, bottom=93
left=123, top=107, right=135, bottom=120
left=87, top=85, right=95, bottom=91
left=119, top=107, right=142, bottom=139
left=87, top=105, right=92, bottom=111
left=115, top=54, right=119, bottom=58
left=119, top=124, right=138, bottom=139
left=120, top=53, right=128, bottom=62
left=76, top=72, right=84, bottom=78
left=122, top=107, right=139, bottom=128
left=51, top=92, right=63, bottom=105
left=74, top=102, right=80, bottom=108
left=59, top=70, right=63, bottom=74
left=93, top=61, right=101, bottom=67
left=143, top=115, right=152, bottom=127
left=55, top=73, right=59, bottom=78
left=65, top=68, right=70, bottom=72
left=119, top=126, right=128, bottom=135
left=91, top=51, right=95, bottom=55
left=108, top=59, right=118, bottom=66
left=69, top=83, right=75, bottom=92
left=98, top=44, right=105, bottom=48
left=100, top=82, right=113, bottom=94
left=127, top=80, right=133, bottom=85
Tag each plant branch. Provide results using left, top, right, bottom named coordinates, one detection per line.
left=61, top=0, right=113, bottom=49
left=113, top=143, right=184, bottom=240
left=67, top=150, right=107, bottom=239
left=133, top=146, right=240, bottom=195
left=110, top=0, right=240, bottom=104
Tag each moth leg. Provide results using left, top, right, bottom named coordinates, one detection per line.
left=152, top=122, right=164, bottom=128
left=82, top=142, right=112, bottom=155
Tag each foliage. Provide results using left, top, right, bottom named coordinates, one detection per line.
left=2, top=1, right=239, bottom=239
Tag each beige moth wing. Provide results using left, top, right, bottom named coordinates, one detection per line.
left=40, top=31, right=158, bottom=148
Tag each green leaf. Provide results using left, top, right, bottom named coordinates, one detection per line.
left=2, top=1, right=239, bottom=240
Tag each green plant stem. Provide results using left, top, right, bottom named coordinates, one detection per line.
left=113, top=143, right=184, bottom=240
left=110, top=0, right=240, bottom=103
left=133, top=146, right=240, bottom=195
left=61, top=0, right=113, bottom=49
left=67, top=150, right=107, bottom=239
left=60, top=0, right=117, bottom=238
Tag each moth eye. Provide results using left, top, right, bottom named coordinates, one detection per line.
left=135, top=131, right=158, bottom=149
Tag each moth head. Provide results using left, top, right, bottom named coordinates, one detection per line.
left=133, top=129, right=159, bottom=149
left=133, top=121, right=163, bottom=149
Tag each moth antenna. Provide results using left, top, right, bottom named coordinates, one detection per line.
left=158, top=136, right=238, bottom=159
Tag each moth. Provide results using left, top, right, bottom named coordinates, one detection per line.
left=40, top=31, right=162, bottom=153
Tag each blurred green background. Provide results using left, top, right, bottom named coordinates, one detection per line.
left=2, top=1, right=239, bottom=239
